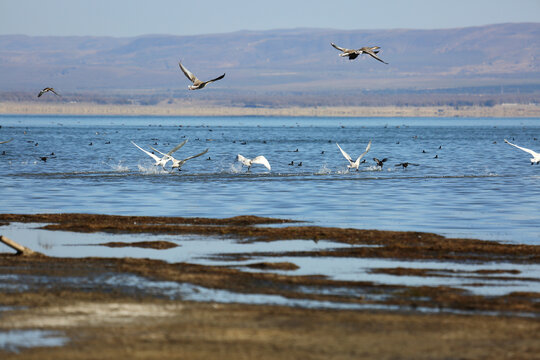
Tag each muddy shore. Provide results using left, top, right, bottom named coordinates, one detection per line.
left=1, top=213, right=539, bottom=359
left=2, top=101, right=540, bottom=118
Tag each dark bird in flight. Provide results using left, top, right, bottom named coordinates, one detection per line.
left=373, top=157, right=388, bottom=168
left=331, top=43, right=388, bottom=64
left=37, top=87, right=60, bottom=97
left=179, top=62, right=225, bottom=90
left=395, top=162, right=420, bottom=169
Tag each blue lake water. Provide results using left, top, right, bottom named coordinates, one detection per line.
left=0, top=115, right=539, bottom=244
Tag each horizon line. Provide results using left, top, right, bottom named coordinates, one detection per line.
left=1, top=22, right=538, bottom=39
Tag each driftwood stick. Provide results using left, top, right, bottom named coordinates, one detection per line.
left=0, top=235, right=35, bottom=255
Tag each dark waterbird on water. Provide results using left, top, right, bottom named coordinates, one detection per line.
left=331, top=43, right=388, bottom=64
left=395, top=162, right=420, bottom=169
left=37, top=87, right=60, bottom=97
left=179, top=61, right=225, bottom=90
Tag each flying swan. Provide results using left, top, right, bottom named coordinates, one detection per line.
left=336, top=140, right=372, bottom=171
left=236, top=154, right=271, bottom=171
left=131, top=140, right=187, bottom=168
left=504, top=139, right=540, bottom=165
left=151, top=146, right=209, bottom=170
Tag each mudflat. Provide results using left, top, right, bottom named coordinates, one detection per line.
left=1, top=101, right=539, bottom=118
left=0, top=213, right=539, bottom=359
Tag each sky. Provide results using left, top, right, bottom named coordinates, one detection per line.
left=1, top=0, right=539, bottom=37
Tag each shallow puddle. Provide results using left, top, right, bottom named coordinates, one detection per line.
left=230, top=256, right=540, bottom=296
left=0, top=222, right=352, bottom=263
left=0, top=330, right=68, bottom=353
left=1, top=222, right=539, bottom=304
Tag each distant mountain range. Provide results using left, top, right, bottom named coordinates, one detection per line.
left=0, top=23, right=539, bottom=102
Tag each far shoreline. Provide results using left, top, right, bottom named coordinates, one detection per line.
left=1, top=101, right=539, bottom=118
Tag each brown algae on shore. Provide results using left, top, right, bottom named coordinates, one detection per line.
left=99, top=241, right=178, bottom=249
left=1, top=213, right=538, bottom=264
left=1, top=213, right=540, bottom=358
left=0, top=213, right=539, bottom=314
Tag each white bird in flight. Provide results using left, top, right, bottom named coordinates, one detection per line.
left=504, top=139, right=540, bottom=165
left=151, top=146, right=209, bottom=170
left=336, top=140, right=372, bottom=171
left=178, top=61, right=225, bottom=90
left=131, top=140, right=187, bottom=168
left=236, top=154, right=271, bottom=172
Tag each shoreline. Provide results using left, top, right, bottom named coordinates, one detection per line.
left=1, top=101, right=540, bottom=118
left=1, top=213, right=539, bottom=358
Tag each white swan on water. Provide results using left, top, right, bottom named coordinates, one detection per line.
left=504, top=139, right=540, bottom=165
left=236, top=154, right=271, bottom=171
left=131, top=140, right=187, bottom=168
left=336, top=140, right=372, bottom=171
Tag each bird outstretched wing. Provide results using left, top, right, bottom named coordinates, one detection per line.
left=504, top=139, right=540, bottom=157
left=331, top=43, right=348, bottom=52
left=252, top=155, right=271, bottom=170
left=336, top=143, right=353, bottom=164
left=166, top=140, right=188, bottom=156
left=363, top=48, right=388, bottom=64
left=205, top=73, right=226, bottom=85
left=178, top=62, right=199, bottom=83
left=181, top=148, right=209, bottom=162
left=49, top=88, right=60, bottom=96
left=355, top=140, right=372, bottom=163
left=131, top=141, right=161, bottom=162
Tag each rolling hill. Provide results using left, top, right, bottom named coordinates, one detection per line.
left=0, top=23, right=539, bottom=106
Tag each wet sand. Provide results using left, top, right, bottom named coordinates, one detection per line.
left=0, top=213, right=539, bottom=358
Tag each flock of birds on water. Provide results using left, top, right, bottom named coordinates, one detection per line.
left=2, top=42, right=540, bottom=170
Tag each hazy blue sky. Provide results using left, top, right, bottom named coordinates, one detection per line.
left=1, top=0, right=539, bottom=37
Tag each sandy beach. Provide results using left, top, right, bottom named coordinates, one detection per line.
left=0, top=214, right=539, bottom=359
left=1, top=101, right=539, bottom=118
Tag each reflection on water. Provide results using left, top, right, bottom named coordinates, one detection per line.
left=1, top=223, right=539, bottom=297
left=0, top=330, right=68, bottom=353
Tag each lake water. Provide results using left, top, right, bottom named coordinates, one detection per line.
left=1, top=115, right=539, bottom=244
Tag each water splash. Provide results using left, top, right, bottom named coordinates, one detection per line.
left=108, top=161, right=129, bottom=172
left=315, top=163, right=332, bottom=175
left=137, top=164, right=169, bottom=175
left=229, top=163, right=244, bottom=174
